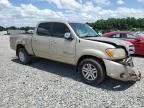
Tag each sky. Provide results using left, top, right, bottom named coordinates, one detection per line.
left=0, top=0, right=144, bottom=27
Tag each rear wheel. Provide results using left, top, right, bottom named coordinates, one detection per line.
left=17, top=48, right=31, bottom=64
left=78, top=58, right=105, bottom=85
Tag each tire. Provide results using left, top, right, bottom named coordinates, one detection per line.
left=78, top=58, right=105, bottom=85
left=17, top=48, right=31, bottom=64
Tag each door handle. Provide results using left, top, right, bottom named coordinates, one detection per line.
left=51, top=40, right=56, bottom=44
left=33, top=38, right=37, bottom=41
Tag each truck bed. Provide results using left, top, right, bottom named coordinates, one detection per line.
left=10, top=33, right=34, bottom=55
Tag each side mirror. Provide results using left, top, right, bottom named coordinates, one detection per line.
left=64, top=32, right=73, bottom=40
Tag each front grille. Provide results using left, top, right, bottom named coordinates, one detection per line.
left=114, top=57, right=134, bottom=67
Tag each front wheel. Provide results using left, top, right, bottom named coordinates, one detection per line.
left=78, top=58, right=105, bottom=85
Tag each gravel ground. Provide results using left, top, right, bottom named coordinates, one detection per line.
left=0, top=35, right=144, bottom=108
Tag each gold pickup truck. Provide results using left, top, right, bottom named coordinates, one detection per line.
left=10, top=21, right=141, bottom=85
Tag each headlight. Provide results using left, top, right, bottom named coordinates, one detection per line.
left=106, top=48, right=126, bottom=59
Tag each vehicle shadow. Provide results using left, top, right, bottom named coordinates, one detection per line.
left=96, top=77, right=135, bottom=91
left=132, top=54, right=144, bottom=58
left=11, top=57, right=136, bottom=91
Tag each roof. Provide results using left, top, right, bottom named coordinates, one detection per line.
left=38, top=20, right=84, bottom=24
left=103, top=31, right=134, bottom=36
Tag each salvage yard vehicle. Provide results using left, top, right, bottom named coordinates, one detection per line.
left=102, top=31, right=144, bottom=55
left=9, top=21, right=141, bottom=85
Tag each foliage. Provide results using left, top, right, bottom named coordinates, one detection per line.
left=0, top=26, right=6, bottom=31
left=19, top=27, right=35, bottom=32
left=0, top=26, right=35, bottom=32
left=0, top=17, right=144, bottom=33
left=88, top=17, right=144, bottom=33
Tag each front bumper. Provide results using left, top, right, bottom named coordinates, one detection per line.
left=104, top=57, right=141, bottom=81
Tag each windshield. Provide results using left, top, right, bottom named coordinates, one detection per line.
left=139, top=35, right=144, bottom=38
left=69, top=23, right=99, bottom=38
left=135, top=32, right=144, bottom=38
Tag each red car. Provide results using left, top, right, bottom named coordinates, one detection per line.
left=102, top=31, right=144, bottom=55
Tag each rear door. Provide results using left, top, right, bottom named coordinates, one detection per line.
left=50, top=22, right=76, bottom=64
left=32, top=22, right=53, bottom=59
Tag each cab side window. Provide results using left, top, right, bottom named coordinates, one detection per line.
left=37, top=23, right=52, bottom=36
left=110, top=34, right=121, bottom=38
left=126, top=34, right=136, bottom=39
left=51, top=23, right=70, bottom=38
left=120, top=33, right=136, bottom=39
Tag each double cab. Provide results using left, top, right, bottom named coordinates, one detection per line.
left=10, top=21, right=141, bottom=85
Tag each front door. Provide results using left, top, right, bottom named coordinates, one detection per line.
left=50, top=22, right=76, bottom=64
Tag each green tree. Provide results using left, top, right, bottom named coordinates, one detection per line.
left=88, top=17, right=144, bottom=33
left=0, top=26, right=5, bottom=31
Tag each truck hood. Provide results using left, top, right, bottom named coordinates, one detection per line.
left=85, top=37, right=134, bottom=55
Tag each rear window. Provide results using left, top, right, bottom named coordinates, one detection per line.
left=37, top=23, right=52, bottom=36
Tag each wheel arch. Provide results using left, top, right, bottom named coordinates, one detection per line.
left=76, top=55, right=106, bottom=72
left=16, top=44, right=25, bottom=56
